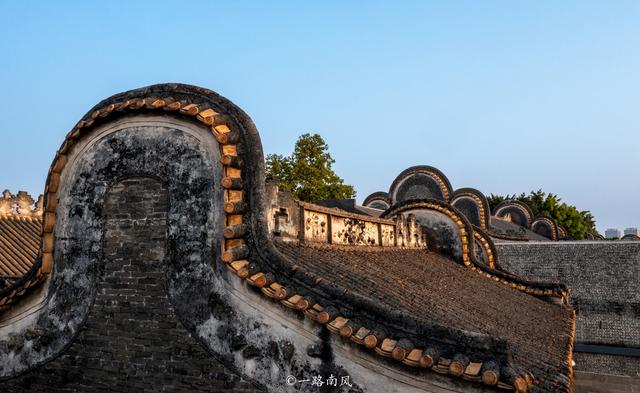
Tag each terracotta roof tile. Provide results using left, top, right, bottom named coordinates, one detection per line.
left=0, top=215, right=41, bottom=278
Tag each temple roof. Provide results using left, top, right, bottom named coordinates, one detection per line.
left=0, top=84, right=577, bottom=393
left=274, top=240, right=575, bottom=392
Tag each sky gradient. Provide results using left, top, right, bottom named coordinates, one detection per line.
left=1, top=1, right=638, bottom=233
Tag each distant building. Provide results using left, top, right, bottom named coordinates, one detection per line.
left=605, top=228, right=622, bottom=238
left=624, top=227, right=640, bottom=236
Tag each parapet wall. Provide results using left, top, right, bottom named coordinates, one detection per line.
left=266, top=183, right=427, bottom=248
left=495, top=241, right=640, bottom=376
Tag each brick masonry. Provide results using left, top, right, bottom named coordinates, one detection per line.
left=495, top=241, right=640, bottom=378
left=0, top=177, right=260, bottom=392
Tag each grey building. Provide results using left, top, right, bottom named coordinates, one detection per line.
left=605, top=228, right=622, bottom=239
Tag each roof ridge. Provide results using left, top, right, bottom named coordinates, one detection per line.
left=0, top=214, right=42, bottom=223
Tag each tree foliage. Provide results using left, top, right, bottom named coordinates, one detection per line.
left=487, top=190, right=596, bottom=239
left=265, top=133, right=356, bottom=202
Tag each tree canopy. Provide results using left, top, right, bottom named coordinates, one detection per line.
left=265, top=133, right=356, bottom=202
left=487, top=190, right=596, bottom=239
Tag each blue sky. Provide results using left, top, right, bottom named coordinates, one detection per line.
left=0, top=1, right=638, bottom=232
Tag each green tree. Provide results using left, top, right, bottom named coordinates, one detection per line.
left=487, top=190, right=596, bottom=239
left=266, top=133, right=356, bottom=202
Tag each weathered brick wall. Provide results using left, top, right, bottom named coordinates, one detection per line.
left=495, top=241, right=640, bottom=377
left=0, top=177, right=260, bottom=392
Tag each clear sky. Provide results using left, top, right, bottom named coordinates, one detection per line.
left=1, top=1, right=638, bottom=233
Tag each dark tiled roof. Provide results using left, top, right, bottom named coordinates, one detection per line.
left=0, top=215, right=41, bottom=277
left=274, top=240, right=575, bottom=392
left=354, top=204, right=384, bottom=217
left=490, top=217, right=550, bottom=241
left=312, top=198, right=384, bottom=217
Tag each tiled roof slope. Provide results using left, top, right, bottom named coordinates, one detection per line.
left=0, top=215, right=41, bottom=277
left=0, top=191, right=44, bottom=304
left=490, top=217, right=550, bottom=242
left=275, top=240, right=575, bottom=393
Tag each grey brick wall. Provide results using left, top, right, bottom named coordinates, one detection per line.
left=496, top=241, right=640, bottom=377
left=0, top=177, right=261, bottom=392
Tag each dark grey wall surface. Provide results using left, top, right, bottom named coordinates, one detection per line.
left=0, top=177, right=258, bottom=392
left=496, top=241, right=640, bottom=377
